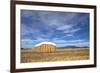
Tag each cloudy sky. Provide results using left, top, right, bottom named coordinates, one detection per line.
left=21, top=9, right=90, bottom=48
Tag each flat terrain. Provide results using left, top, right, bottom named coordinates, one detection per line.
left=21, top=48, right=89, bottom=63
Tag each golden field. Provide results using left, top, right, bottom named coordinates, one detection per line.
left=21, top=48, right=89, bottom=63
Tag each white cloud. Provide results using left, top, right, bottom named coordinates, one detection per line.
left=55, top=23, right=81, bottom=37
left=66, top=34, right=73, bottom=37
left=21, top=10, right=34, bottom=17
left=51, top=38, right=88, bottom=47
left=21, top=24, right=41, bottom=35
left=56, top=24, right=74, bottom=30
left=35, top=37, right=50, bottom=42
left=53, top=39, right=67, bottom=43
left=63, top=28, right=81, bottom=34
left=21, top=39, right=34, bottom=42
left=66, top=39, right=85, bottom=43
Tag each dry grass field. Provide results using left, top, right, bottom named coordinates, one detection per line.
left=21, top=48, right=89, bottom=63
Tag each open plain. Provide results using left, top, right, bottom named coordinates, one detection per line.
left=21, top=48, right=89, bottom=63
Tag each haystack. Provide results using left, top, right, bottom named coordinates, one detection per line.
left=32, top=42, right=56, bottom=52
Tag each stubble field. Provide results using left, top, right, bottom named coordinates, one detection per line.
left=21, top=48, right=89, bottom=63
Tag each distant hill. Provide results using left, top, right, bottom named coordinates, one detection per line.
left=21, top=48, right=31, bottom=49
left=57, top=46, right=89, bottom=48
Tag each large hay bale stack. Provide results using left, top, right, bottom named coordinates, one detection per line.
left=32, top=42, right=56, bottom=52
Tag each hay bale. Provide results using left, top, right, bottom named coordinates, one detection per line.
left=32, top=42, right=56, bottom=52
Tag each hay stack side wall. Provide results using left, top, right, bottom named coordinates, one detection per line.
left=32, top=44, right=56, bottom=52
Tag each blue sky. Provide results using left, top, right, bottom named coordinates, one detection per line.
left=21, top=9, right=90, bottom=48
